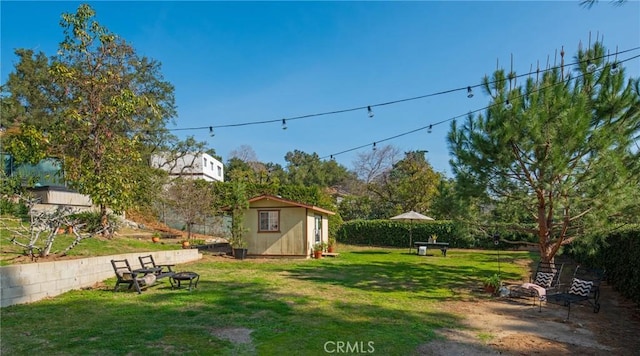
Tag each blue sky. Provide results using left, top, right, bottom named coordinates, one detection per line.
left=2, top=1, right=639, bottom=176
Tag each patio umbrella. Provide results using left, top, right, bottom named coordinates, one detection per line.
left=390, top=211, right=434, bottom=252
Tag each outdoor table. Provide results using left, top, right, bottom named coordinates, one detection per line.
left=413, top=242, right=449, bottom=256
left=132, top=267, right=162, bottom=275
left=170, top=272, right=200, bottom=291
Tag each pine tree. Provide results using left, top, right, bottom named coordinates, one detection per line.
left=448, top=42, right=640, bottom=262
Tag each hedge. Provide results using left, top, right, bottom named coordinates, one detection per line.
left=570, top=225, right=640, bottom=306
left=336, top=219, right=471, bottom=248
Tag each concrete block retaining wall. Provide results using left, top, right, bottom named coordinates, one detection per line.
left=0, top=249, right=201, bottom=308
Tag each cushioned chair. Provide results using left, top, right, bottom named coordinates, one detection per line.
left=509, top=261, right=564, bottom=311
left=111, top=259, right=157, bottom=294
left=547, top=266, right=605, bottom=319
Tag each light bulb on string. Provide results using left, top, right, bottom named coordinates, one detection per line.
left=504, top=100, right=513, bottom=110
left=585, top=31, right=597, bottom=74
left=467, top=86, right=474, bottom=98
left=427, top=125, right=432, bottom=134
left=209, top=126, right=215, bottom=137
left=282, top=119, right=287, bottom=130
left=610, top=62, right=619, bottom=75
left=367, top=106, right=374, bottom=118
left=372, top=142, right=377, bottom=151
left=610, top=46, right=620, bottom=75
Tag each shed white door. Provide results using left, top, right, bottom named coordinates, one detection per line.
left=314, top=215, right=322, bottom=244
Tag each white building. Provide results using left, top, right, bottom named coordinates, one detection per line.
left=152, top=152, right=224, bottom=182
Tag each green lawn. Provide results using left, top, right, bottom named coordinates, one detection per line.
left=0, top=245, right=535, bottom=355
left=0, top=224, right=181, bottom=266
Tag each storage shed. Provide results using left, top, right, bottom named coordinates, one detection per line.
left=242, top=195, right=335, bottom=258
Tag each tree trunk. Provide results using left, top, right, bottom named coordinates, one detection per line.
left=536, top=194, right=557, bottom=264
left=100, top=205, right=109, bottom=237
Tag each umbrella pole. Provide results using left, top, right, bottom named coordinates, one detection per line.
left=409, top=223, right=413, bottom=253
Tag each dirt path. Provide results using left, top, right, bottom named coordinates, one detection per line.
left=418, top=283, right=640, bottom=355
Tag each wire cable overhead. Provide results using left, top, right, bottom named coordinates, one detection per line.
left=319, top=52, right=640, bottom=160
left=168, top=46, right=639, bottom=133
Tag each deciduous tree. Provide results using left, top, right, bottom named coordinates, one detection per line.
left=367, top=150, right=442, bottom=217
left=3, top=5, right=177, bottom=232
left=165, top=178, right=214, bottom=240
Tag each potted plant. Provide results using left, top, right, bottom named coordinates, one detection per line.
left=327, top=236, right=336, bottom=253
left=152, top=232, right=161, bottom=243
left=229, top=182, right=249, bottom=260
left=313, top=242, right=327, bottom=259
left=230, top=239, right=248, bottom=260
left=181, top=239, right=190, bottom=249
left=483, top=273, right=502, bottom=295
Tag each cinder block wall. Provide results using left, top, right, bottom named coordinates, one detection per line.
left=0, top=249, right=201, bottom=307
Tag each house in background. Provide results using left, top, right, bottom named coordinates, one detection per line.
left=242, top=195, right=334, bottom=258
left=2, top=154, right=92, bottom=210
left=151, top=152, right=224, bottom=182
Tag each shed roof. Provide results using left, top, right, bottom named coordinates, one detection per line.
left=248, top=195, right=335, bottom=215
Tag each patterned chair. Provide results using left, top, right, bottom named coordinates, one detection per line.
left=509, top=261, right=564, bottom=311
left=548, top=266, right=605, bottom=319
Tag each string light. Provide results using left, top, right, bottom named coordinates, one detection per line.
left=209, top=126, right=214, bottom=137
left=610, top=62, right=619, bottom=75
left=320, top=52, right=640, bottom=162
left=611, top=46, right=620, bottom=75
left=27, top=47, right=630, bottom=139
left=167, top=47, right=638, bottom=134
left=427, top=125, right=432, bottom=134
left=467, top=86, right=474, bottom=98
left=504, top=100, right=513, bottom=110
left=282, top=119, right=287, bottom=130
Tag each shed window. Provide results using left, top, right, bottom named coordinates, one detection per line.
left=258, top=210, right=279, bottom=232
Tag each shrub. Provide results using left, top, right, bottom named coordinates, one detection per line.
left=568, top=225, right=640, bottom=306
left=336, top=219, right=471, bottom=248
left=0, top=198, right=29, bottom=219
left=69, top=211, right=119, bottom=233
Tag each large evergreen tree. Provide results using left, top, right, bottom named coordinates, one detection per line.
left=448, top=42, right=640, bottom=262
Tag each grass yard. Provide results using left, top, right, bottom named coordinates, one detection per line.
left=0, top=245, right=535, bottom=355
left=0, top=224, right=181, bottom=266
